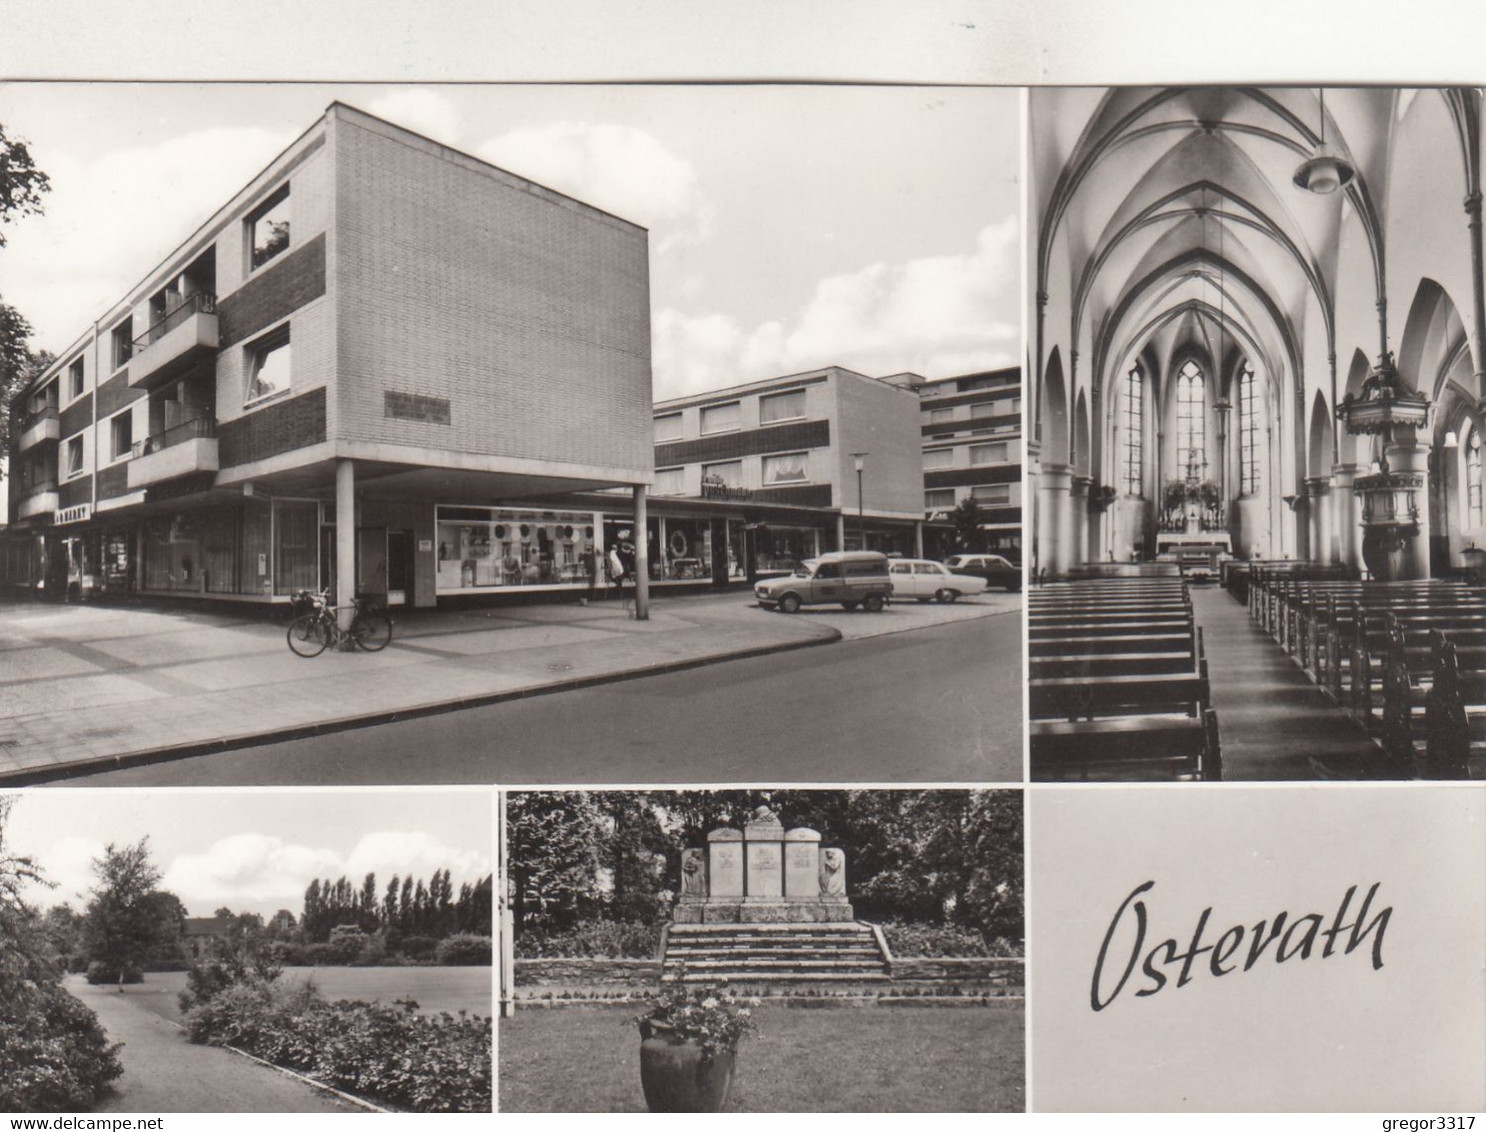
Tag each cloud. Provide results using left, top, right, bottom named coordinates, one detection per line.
left=6, top=126, right=296, bottom=353
left=652, top=218, right=1021, bottom=399
left=160, top=831, right=490, bottom=918
left=366, top=89, right=462, bottom=149
left=476, top=121, right=713, bottom=250
left=20, top=835, right=105, bottom=910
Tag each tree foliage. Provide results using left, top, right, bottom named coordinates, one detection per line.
left=507, top=791, right=605, bottom=934
left=0, top=797, right=123, bottom=1111
left=950, top=497, right=985, bottom=552
left=83, top=838, right=166, bottom=987
left=0, top=125, right=49, bottom=243
left=299, top=869, right=491, bottom=944
left=0, top=125, right=51, bottom=455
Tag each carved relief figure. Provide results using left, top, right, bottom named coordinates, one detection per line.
left=680, top=849, right=707, bottom=897
left=819, top=848, right=846, bottom=897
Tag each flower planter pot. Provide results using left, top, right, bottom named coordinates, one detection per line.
left=638, top=1024, right=735, bottom=1112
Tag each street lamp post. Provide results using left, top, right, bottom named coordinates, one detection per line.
left=852, top=452, right=868, bottom=551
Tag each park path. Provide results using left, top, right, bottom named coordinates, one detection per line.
left=68, top=977, right=359, bottom=1114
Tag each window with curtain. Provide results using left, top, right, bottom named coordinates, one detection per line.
left=1176, top=359, right=1206, bottom=479
left=759, top=389, right=806, bottom=423
left=761, top=452, right=807, bottom=483
left=1239, top=360, right=1264, bottom=496
left=1121, top=366, right=1143, bottom=495
left=1470, top=428, right=1482, bottom=527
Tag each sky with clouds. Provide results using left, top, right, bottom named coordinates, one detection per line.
left=3, top=789, right=492, bottom=919
left=0, top=83, right=1019, bottom=400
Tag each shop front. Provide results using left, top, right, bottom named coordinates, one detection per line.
left=436, top=505, right=601, bottom=596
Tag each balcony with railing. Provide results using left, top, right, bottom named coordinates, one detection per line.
left=16, top=477, right=59, bottom=520
left=16, top=405, right=59, bottom=451
left=126, top=417, right=219, bottom=489
left=127, top=292, right=219, bottom=390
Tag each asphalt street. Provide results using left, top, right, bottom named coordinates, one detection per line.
left=66, top=612, right=1021, bottom=785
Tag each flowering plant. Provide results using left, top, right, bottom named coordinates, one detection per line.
left=634, top=983, right=759, bottom=1059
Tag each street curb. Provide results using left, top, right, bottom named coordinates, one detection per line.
left=3, top=625, right=842, bottom=785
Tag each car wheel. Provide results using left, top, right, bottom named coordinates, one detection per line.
left=840, top=601, right=859, bottom=611
left=1005, top=581, right=1022, bottom=592
left=935, top=588, right=958, bottom=604
left=778, top=593, right=802, bottom=614
left=863, top=593, right=885, bottom=613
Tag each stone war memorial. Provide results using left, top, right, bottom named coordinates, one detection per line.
left=676, top=806, right=854, bottom=923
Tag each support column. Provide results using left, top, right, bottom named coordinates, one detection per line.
left=632, top=485, right=650, bottom=620
left=1304, top=476, right=1333, bottom=564
left=1332, top=463, right=1360, bottom=571
left=913, top=520, right=924, bottom=558
left=1386, top=439, right=1432, bottom=579
left=335, top=458, right=355, bottom=635
left=835, top=513, right=846, bottom=552
left=1070, top=475, right=1092, bottom=567
left=1037, top=463, right=1074, bottom=578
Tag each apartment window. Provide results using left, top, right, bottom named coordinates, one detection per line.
left=30, top=381, right=57, bottom=415
left=924, top=447, right=954, bottom=470
left=971, top=484, right=1011, bottom=505
left=111, top=317, right=133, bottom=371
left=929, top=407, right=954, bottom=424
left=65, top=435, right=84, bottom=478
left=249, top=184, right=292, bottom=270
left=700, top=402, right=741, bottom=434
left=1010, top=397, right=1021, bottom=414
left=245, top=326, right=291, bottom=403
left=111, top=413, right=133, bottom=460
left=702, top=460, right=742, bottom=487
left=654, top=413, right=684, bottom=443
left=68, top=357, right=85, bottom=400
left=653, top=467, right=684, bottom=495
left=759, top=389, right=806, bottom=424
left=761, top=451, right=807, bottom=483
left=925, top=488, right=957, bottom=510
left=969, top=442, right=1008, bottom=466
left=970, top=402, right=995, bottom=420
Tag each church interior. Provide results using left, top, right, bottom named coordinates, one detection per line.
left=1028, top=86, right=1486, bottom=782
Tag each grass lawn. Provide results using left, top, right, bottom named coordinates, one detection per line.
left=125, top=966, right=492, bottom=1023
left=499, top=1002, right=1024, bottom=1112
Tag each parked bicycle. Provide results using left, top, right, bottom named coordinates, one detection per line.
left=286, top=588, right=393, bottom=657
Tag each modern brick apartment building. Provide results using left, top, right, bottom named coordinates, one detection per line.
left=2, top=103, right=655, bottom=610
left=631, top=366, right=929, bottom=585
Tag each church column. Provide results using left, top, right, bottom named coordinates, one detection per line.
left=1466, top=191, right=1486, bottom=402
left=1331, top=463, right=1360, bottom=571
left=1386, top=438, right=1433, bottom=579
left=1304, top=476, right=1333, bottom=564
left=1037, top=463, right=1074, bottom=578
left=1070, top=475, right=1091, bottom=566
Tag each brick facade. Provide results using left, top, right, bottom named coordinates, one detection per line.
left=59, top=394, right=94, bottom=438
left=219, top=386, right=327, bottom=467
left=95, top=371, right=145, bottom=419
left=217, top=233, right=327, bottom=349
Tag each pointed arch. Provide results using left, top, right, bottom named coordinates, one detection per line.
left=1043, top=346, right=1070, bottom=465
left=1308, top=390, right=1333, bottom=479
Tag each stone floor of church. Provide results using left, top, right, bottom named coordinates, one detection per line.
left=1189, top=585, right=1384, bottom=780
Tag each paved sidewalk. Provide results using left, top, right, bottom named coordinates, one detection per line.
left=0, top=590, right=1015, bottom=782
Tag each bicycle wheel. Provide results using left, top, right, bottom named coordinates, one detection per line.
left=287, top=614, right=328, bottom=657
left=350, top=608, right=392, bottom=652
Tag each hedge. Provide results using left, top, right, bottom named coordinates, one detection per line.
left=514, top=919, right=661, bottom=959
left=0, top=980, right=123, bottom=1111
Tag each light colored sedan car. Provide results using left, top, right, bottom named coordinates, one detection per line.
left=886, top=558, right=988, bottom=603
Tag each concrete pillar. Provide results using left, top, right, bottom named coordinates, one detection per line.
left=1070, top=475, right=1092, bottom=566
left=913, top=520, right=924, bottom=558
left=1386, top=438, right=1432, bottom=579
left=835, top=513, right=846, bottom=552
left=632, top=485, right=650, bottom=620
left=1037, top=463, right=1074, bottom=578
left=1332, top=463, right=1360, bottom=571
left=335, top=458, right=355, bottom=634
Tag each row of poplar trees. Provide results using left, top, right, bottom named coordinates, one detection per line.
left=300, top=870, right=493, bottom=942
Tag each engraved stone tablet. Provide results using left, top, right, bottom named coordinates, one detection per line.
left=746, top=840, right=784, bottom=899
left=706, top=828, right=744, bottom=899
left=783, top=827, right=822, bottom=900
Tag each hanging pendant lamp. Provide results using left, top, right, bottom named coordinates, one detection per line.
left=1293, top=88, right=1355, bottom=194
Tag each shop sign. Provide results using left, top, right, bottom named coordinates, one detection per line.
left=57, top=503, right=92, bottom=525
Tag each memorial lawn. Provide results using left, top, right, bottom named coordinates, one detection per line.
left=498, top=1002, right=1025, bottom=1112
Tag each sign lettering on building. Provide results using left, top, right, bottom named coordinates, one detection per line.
left=57, top=504, right=92, bottom=525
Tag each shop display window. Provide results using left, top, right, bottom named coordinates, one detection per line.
left=436, top=506, right=597, bottom=590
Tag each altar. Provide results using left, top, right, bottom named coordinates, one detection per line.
left=1156, top=529, right=1232, bottom=556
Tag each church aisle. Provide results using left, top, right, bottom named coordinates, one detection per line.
left=1189, top=586, right=1382, bottom=780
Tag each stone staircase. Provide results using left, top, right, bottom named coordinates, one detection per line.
left=661, top=922, right=890, bottom=989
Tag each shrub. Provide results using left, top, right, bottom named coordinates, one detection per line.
left=324, top=925, right=368, bottom=965
left=178, top=935, right=284, bottom=1013
left=183, top=980, right=491, bottom=1112
left=0, top=979, right=124, bottom=1111
left=878, top=919, right=994, bottom=958
left=399, top=935, right=439, bottom=961
left=351, top=931, right=387, bottom=967
left=85, top=959, right=143, bottom=985
left=435, top=933, right=492, bottom=966
left=514, top=918, right=661, bottom=959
